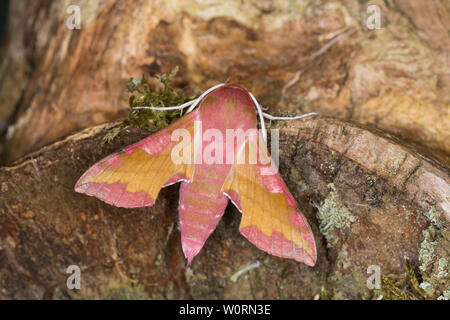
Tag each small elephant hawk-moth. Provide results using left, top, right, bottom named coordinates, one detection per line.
left=75, top=82, right=317, bottom=266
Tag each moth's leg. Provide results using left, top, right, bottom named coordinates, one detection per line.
left=249, top=88, right=318, bottom=144
left=262, top=112, right=318, bottom=121
left=132, top=83, right=225, bottom=115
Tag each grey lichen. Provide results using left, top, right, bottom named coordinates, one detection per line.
left=336, top=249, right=351, bottom=270
left=418, top=225, right=437, bottom=272
left=417, top=224, right=449, bottom=299
left=424, top=207, right=442, bottom=229
left=419, top=281, right=433, bottom=292
left=437, top=289, right=450, bottom=300
left=317, top=183, right=356, bottom=247
left=436, top=258, right=449, bottom=279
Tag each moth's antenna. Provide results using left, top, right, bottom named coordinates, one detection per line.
left=185, top=83, right=226, bottom=114
left=132, top=99, right=195, bottom=111
left=248, top=92, right=268, bottom=143
left=132, top=83, right=225, bottom=113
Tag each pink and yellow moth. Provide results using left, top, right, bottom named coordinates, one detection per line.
left=75, top=82, right=317, bottom=266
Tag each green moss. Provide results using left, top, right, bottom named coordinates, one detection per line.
left=374, top=253, right=449, bottom=300
left=374, top=258, right=423, bottom=300
left=105, top=282, right=150, bottom=300
left=329, top=269, right=368, bottom=299
left=405, top=258, right=428, bottom=298
left=372, top=256, right=448, bottom=300
left=379, top=276, right=417, bottom=300
left=319, top=286, right=328, bottom=300
left=317, top=183, right=356, bottom=247
left=102, top=66, right=197, bottom=144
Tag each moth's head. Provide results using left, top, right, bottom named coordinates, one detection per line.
left=220, top=76, right=255, bottom=111
left=220, top=82, right=257, bottom=111
left=225, top=82, right=248, bottom=91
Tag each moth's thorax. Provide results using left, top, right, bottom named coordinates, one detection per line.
left=224, top=83, right=248, bottom=91
left=206, top=83, right=256, bottom=110
left=197, top=83, right=257, bottom=133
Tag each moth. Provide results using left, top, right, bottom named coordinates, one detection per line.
left=75, top=82, right=317, bottom=266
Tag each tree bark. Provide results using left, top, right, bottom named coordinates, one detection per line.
left=0, top=0, right=449, bottom=300
left=0, top=118, right=448, bottom=299
left=0, top=0, right=449, bottom=164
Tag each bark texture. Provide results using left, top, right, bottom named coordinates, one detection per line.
left=1, top=0, right=449, bottom=163
left=0, top=0, right=449, bottom=300
left=0, top=118, right=448, bottom=299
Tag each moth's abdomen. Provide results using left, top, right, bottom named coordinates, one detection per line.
left=178, top=172, right=229, bottom=265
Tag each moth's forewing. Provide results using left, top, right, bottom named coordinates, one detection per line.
left=74, top=109, right=198, bottom=207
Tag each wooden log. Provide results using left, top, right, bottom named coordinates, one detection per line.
left=1, top=117, right=448, bottom=299
left=1, top=0, right=449, bottom=165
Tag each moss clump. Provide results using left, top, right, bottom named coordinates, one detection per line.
left=378, top=276, right=417, bottom=300
left=368, top=206, right=449, bottom=300
left=328, top=269, right=368, bottom=299
left=105, top=282, right=150, bottom=300
left=374, top=258, right=427, bottom=300
left=102, top=66, right=197, bottom=144
left=405, top=258, right=428, bottom=298
left=319, top=286, right=328, bottom=300
left=374, top=233, right=449, bottom=300
left=317, top=183, right=356, bottom=247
